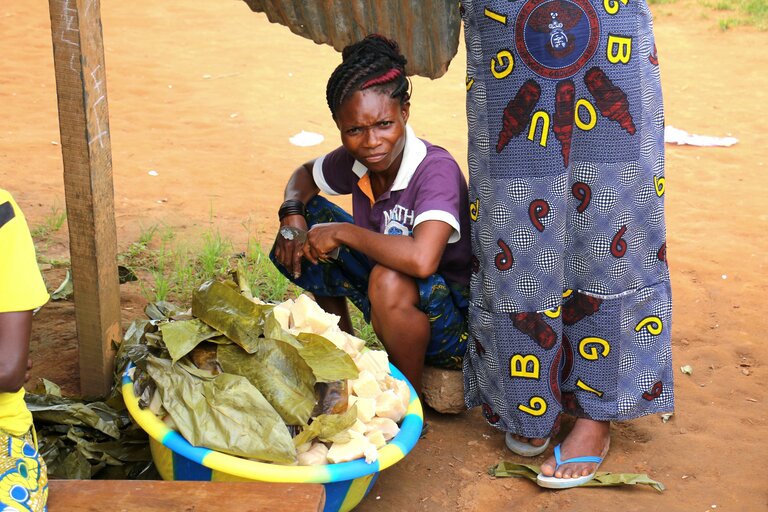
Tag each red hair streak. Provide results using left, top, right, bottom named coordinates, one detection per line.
left=361, top=68, right=402, bottom=89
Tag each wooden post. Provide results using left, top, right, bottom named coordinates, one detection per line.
left=48, top=0, right=120, bottom=398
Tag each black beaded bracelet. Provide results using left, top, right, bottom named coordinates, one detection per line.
left=278, top=199, right=306, bottom=220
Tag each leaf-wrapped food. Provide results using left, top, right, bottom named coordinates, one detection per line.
left=159, top=318, right=221, bottom=362
left=217, top=342, right=315, bottom=426
left=296, top=332, right=359, bottom=382
left=191, top=280, right=271, bottom=353
left=145, top=355, right=296, bottom=464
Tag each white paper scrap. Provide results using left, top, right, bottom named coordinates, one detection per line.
left=664, top=126, right=738, bottom=147
left=289, top=131, right=324, bottom=147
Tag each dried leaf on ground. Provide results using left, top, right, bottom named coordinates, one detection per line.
left=489, top=462, right=666, bottom=492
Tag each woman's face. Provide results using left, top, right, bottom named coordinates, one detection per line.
left=335, top=89, right=410, bottom=175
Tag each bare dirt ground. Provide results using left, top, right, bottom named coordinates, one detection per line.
left=2, top=1, right=767, bottom=511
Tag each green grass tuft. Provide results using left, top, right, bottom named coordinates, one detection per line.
left=701, top=0, right=768, bottom=29
left=30, top=204, right=67, bottom=240
left=117, top=221, right=382, bottom=347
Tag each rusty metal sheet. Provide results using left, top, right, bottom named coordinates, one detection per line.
left=241, top=0, right=461, bottom=79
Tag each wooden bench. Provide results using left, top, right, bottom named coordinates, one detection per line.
left=48, top=479, right=326, bottom=512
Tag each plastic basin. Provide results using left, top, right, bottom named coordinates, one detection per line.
left=122, top=363, right=423, bottom=512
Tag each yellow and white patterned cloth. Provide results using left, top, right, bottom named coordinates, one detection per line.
left=0, top=189, right=49, bottom=511
left=0, top=430, right=47, bottom=512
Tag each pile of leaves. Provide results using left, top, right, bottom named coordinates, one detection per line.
left=118, top=278, right=363, bottom=464
left=26, top=380, right=154, bottom=480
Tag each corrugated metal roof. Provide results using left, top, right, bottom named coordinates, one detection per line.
left=241, top=0, right=461, bottom=79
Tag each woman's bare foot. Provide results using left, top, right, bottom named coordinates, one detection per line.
left=540, top=419, right=610, bottom=479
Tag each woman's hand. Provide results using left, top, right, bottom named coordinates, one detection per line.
left=304, top=222, right=345, bottom=264
left=274, top=214, right=309, bottom=279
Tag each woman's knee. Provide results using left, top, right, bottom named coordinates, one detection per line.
left=368, top=265, right=417, bottom=306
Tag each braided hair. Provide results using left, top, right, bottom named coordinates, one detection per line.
left=326, top=34, right=411, bottom=118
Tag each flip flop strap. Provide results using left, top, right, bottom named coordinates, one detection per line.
left=553, top=444, right=604, bottom=469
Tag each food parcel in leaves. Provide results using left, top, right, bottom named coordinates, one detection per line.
left=120, top=279, right=413, bottom=467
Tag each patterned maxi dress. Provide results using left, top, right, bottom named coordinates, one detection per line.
left=460, top=0, right=674, bottom=438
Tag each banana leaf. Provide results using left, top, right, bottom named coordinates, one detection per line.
left=263, top=310, right=358, bottom=382
left=293, top=404, right=358, bottom=447
left=159, top=318, right=221, bottom=362
left=207, top=335, right=234, bottom=345
left=145, top=301, right=188, bottom=321
left=121, top=319, right=154, bottom=347
left=232, top=258, right=254, bottom=300
left=40, top=439, right=92, bottom=479
left=489, top=462, right=666, bottom=492
left=217, top=342, right=315, bottom=426
left=26, top=394, right=125, bottom=440
left=111, top=319, right=156, bottom=398
left=145, top=356, right=296, bottom=464
left=191, top=280, right=271, bottom=353
left=263, top=311, right=303, bottom=349
left=296, top=332, right=359, bottom=382
left=28, top=381, right=152, bottom=480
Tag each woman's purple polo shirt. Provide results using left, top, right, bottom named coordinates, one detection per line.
left=312, top=125, right=470, bottom=286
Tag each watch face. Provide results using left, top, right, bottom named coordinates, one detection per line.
left=279, top=226, right=307, bottom=243
left=280, top=226, right=296, bottom=240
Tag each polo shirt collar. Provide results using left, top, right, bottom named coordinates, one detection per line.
left=351, top=125, right=427, bottom=191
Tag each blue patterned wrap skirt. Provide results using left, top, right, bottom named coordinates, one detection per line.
left=461, top=0, right=674, bottom=437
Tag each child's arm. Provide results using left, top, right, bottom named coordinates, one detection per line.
left=0, top=310, right=33, bottom=393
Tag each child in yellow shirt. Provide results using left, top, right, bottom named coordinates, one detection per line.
left=0, top=189, right=49, bottom=511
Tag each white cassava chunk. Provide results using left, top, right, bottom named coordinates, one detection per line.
left=296, top=441, right=312, bottom=455
left=365, top=417, right=400, bottom=441
left=363, top=440, right=379, bottom=463
left=351, top=370, right=382, bottom=399
left=355, top=349, right=390, bottom=380
left=291, top=294, right=339, bottom=333
left=379, top=376, right=411, bottom=411
left=344, top=332, right=366, bottom=354
left=318, top=327, right=358, bottom=356
left=327, top=431, right=377, bottom=464
left=392, top=378, right=411, bottom=411
left=375, top=389, right=407, bottom=422
left=365, top=429, right=387, bottom=449
left=297, top=442, right=329, bottom=466
left=271, top=302, right=292, bottom=330
left=349, top=395, right=376, bottom=423
left=306, top=311, right=340, bottom=334
left=350, top=418, right=368, bottom=435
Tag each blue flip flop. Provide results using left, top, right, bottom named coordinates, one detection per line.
left=536, top=443, right=605, bottom=489
left=505, top=432, right=550, bottom=457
